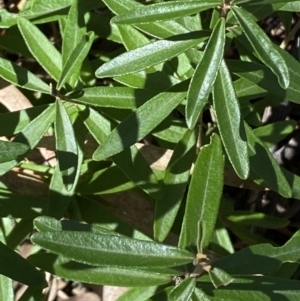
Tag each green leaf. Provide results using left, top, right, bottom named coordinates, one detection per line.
left=214, top=231, right=300, bottom=275
left=28, top=253, right=171, bottom=287
left=95, top=31, right=209, bottom=78
left=115, top=286, right=159, bottom=301
left=208, top=267, right=234, bottom=288
left=154, top=128, right=197, bottom=242
left=245, top=123, right=292, bottom=198
left=0, top=57, right=49, bottom=93
left=31, top=231, right=194, bottom=267
left=253, top=120, right=296, bottom=148
left=0, top=104, right=55, bottom=176
left=192, top=288, right=211, bottom=301
left=0, top=141, right=29, bottom=163
left=179, top=134, right=224, bottom=250
left=213, top=60, right=249, bottom=179
left=102, top=0, right=190, bottom=39
left=57, top=31, right=94, bottom=90
left=93, top=90, right=186, bottom=161
left=226, top=211, right=290, bottom=229
left=168, top=277, right=196, bottom=301
left=233, top=0, right=297, bottom=5
left=0, top=274, right=13, bottom=301
left=199, top=275, right=300, bottom=300
left=17, top=18, right=62, bottom=81
left=0, top=105, right=49, bottom=136
left=18, top=286, right=43, bottom=301
left=111, top=1, right=220, bottom=24
left=68, top=87, right=157, bottom=109
left=186, top=18, right=225, bottom=129
left=55, top=100, right=78, bottom=191
left=232, top=5, right=289, bottom=89
left=0, top=242, right=46, bottom=287
left=61, top=0, right=86, bottom=65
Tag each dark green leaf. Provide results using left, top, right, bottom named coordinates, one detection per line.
left=154, top=128, right=197, bottom=242
left=0, top=242, right=46, bottom=287
left=0, top=141, right=29, bottom=163
left=208, top=267, right=234, bottom=288
left=31, top=231, right=194, bottom=267
left=168, top=277, right=195, bottom=301
left=115, top=287, right=159, bottom=301
left=213, top=60, right=249, bottom=179
left=112, top=1, right=220, bottom=24
left=17, top=18, right=62, bottom=81
left=186, top=18, right=225, bottom=129
left=192, top=288, right=211, bottom=301
left=232, top=5, right=289, bottom=89
left=18, top=286, right=43, bottom=301
left=0, top=57, right=49, bottom=93
left=28, top=253, right=172, bottom=287
left=93, top=91, right=186, bottom=161
left=55, top=100, right=78, bottom=191
left=179, top=134, right=224, bottom=250
left=95, top=31, right=209, bottom=78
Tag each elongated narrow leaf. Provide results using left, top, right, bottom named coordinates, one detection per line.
left=57, top=32, right=94, bottom=90
left=95, top=31, right=209, bottom=78
left=93, top=91, right=186, bottom=161
left=208, top=268, right=234, bottom=288
left=192, top=288, right=211, bottom=301
left=112, top=1, right=220, bottom=24
left=0, top=57, right=49, bottom=93
left=0, top=274, right=13, bottom=301
left=245, top=123, right=292, bottom=198
left=31, top=231, right=194, bottom=267
left=154, top=128, right=197, bottom=242
left=18, top=287, right=43, bottom=301
left=0, top=104, right=55, bottom=176
left=0, top=141, right=29, bottom=163
left=28, top=253, right=172, bottom=287
left=213, top=60, right=249, bottom=179
left=232, top=5, right=289, bottom=89
left=61, top=0, right=86, bottom=64
left=214, top=231, right=300, bottom=275
left=0, top=242, right=46, bottom=287
left=233, top=0, right=297, bottom=5
left=186, top=18, right=225, bottom=129
left=179, top=134, right=224, bottom=250
left=102, top=0, right=190, bottom=39
left=68, top=87, right=157, bottom=108
left=55, top=100, right=78, bottom=191
left=168, top=277, right=196, bottom=301
left=17, top=18, right=62, bottom=81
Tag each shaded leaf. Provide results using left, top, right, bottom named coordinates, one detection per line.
left=28, top=253, right=172, bottom=287
left=208, top=267, right=234, bottom=288
left=213, top=60, right=249, bottom=179
left=186, top=18, right=225, bottom=129
left=179, top=134, right=224, bottom=250
left=154, top=128, right=197, bottom=242
left=168, top=277, right=195, bottom=301
left=31, top=231, right=194, bottom=267
left=0, top=141, right=29, bottom=163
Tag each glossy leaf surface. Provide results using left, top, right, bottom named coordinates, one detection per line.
left=186, top=18, right=225, bottom=129
left=213, top=60, right=249, bottom=179
left=32, top=231, right=195, bottom=267
left=168, top=277, right=195, bottom=301
left=95, top=31, right=209, bottom=78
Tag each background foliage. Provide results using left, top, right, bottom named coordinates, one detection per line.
left=1, top=0, right=300, bottom=300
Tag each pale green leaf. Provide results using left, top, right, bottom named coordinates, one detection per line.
left=186, top=18, right=225, bottom=129
left=208, top=267, right=234, bottom=288
left=17, top=18, right=62, bottom=81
